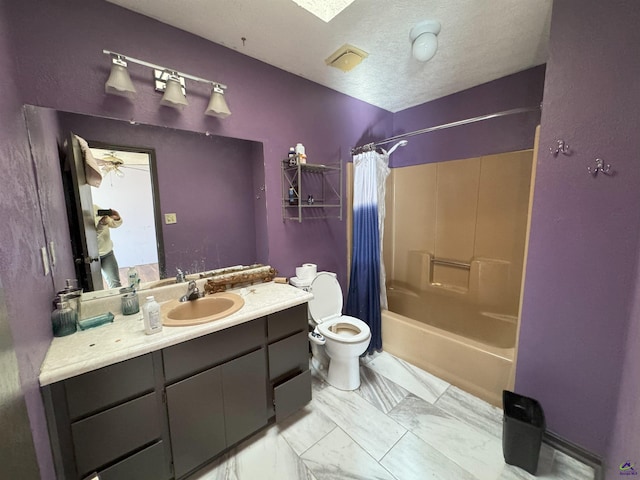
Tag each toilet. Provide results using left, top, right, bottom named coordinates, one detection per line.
left=291, top=272, right=371, bottom=390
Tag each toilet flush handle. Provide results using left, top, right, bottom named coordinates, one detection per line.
left=309, top=331, right=326, bottom=345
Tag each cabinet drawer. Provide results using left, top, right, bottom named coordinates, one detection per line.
left=274, top=370, right=312, bottom=422
left=268, top=330, right=309, bottom=381
left=163, top=318, right=265, bottom=383
left=64, top=354, right=155, bottom=420
left=98, top=441, right=170, bottom=480
left=267, top=304, right=307, bottom=342
left=71, top=392, right=161, bottom=477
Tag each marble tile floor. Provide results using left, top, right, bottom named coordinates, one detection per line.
left=188, top=352, right=594, bottom=480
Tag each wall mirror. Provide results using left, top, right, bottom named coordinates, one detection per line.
left=24, top=105, right=268, bottom=296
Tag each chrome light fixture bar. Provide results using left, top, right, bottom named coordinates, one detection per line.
left=102, top=49, right=230, bottom=116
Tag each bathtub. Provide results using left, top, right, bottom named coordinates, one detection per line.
left=382, top=286, right=516, bottom=407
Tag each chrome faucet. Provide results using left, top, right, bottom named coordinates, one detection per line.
left=180, top=280, right=202, bottom=302
left=176, top=268, right=186, bottom=283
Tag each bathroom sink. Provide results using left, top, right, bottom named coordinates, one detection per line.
left=161, top=293, right=245, bottom=326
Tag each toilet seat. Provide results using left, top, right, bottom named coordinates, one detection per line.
left=316, top=315, right=371, bottom=344
left=309, top=273, right=370, bottom=344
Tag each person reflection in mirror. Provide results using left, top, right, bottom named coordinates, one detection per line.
left=94, top=205, right=123, bottom=288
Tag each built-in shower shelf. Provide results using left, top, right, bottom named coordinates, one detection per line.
left=281, top=159, right=342, bottom=222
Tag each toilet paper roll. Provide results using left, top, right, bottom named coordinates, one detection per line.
left=296, top=263, right=317, bottom=279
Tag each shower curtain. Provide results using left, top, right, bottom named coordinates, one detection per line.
left=346, top=149, right=390, bottom=354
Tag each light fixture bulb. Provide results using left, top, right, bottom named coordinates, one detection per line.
left=105, top=57, right=136, bottom=98
left=160, top=74, right=188, bottom=109
left=205, top=85, right=231, bottom=118
left=410, top=20, right=441, bottom=62
left=412, top=33, right=438, bottom=62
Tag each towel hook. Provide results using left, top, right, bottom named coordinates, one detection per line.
left=550, top=140, right=570, bottom=156
left=588, top=158, right=613, bottom=177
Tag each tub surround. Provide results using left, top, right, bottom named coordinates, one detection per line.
left=40, top=281, right=312, bottom=386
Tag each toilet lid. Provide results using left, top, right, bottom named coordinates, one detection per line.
left=308, top=272, right=342, bottom=323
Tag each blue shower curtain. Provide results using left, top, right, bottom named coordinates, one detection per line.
left=346, top=150, right=390, bottom=355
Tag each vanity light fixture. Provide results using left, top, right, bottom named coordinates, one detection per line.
left=158, top=71, right=189, bottom=108
left=105, top=54, right=136, bottom=98
left=102, top=50, right=230, bottom=116
left=205, top=84, right=231, bottom=118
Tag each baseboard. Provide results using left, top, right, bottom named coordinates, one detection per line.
left=543, top=431, right=604, bottom=480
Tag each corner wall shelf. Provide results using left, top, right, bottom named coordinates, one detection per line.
left=281, top=158, right=342, bottom=223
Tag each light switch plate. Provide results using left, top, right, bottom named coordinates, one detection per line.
left=165, top=213, right=177, bottom=224
left=40, top=247, right=50, bottom=276
left=48, top=241, right=56, bottom=267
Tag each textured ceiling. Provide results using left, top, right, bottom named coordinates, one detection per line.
left=105, top=0, right=552, bottom=113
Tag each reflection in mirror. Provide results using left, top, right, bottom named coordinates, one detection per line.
left=89, top=146, right=162, bottom=289
left=24, top=106, right=268, bottom=297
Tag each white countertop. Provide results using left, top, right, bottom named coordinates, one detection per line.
left=40, top=282, right=313, bottom=386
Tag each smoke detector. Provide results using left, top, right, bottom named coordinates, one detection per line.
left=325, top=44, right=368, bottom=72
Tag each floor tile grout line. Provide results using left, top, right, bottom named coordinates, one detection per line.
left=284, top=421, right=339, bottom=458
left=365, top=355, right=449, bottom=405
left=353, top=369, right=409, bottom=415
left=315, top=382, right=409, bottom=450
left=328, top=424, right=403, bottom=477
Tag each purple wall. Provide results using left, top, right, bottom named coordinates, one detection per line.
left=0, top=2, right=56, bottom=477
left=4, top=0, right=392, bottom=288
left=8, top=0, right=637, bottom=474
left=516, top=0, right=640, bottom=460
left=1, top=1, right=391, bottom=476
left=58, top=111, right=265, bottom=276
left=608, top=270, right=640, bottom=478
left=391, top=66, right=545, bottom=167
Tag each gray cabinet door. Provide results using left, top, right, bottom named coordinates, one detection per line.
left=166, top=365, right=226, bottom=479
left=222, top=348, right=268, bottom=446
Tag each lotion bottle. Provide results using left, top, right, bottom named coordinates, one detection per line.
left=142, top=296, right=162, bottom=335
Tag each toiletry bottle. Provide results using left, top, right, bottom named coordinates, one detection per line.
left=127, top=267, right=140, bottom=290
left=51, top=301, right=77, bottom=337
left=288, top=147, right=296, bottom=166
left=288, top=186, right=296, bottom=205
left=142, top=296, right=162, bottom=335
left=295, top=143, right=307, bottom=164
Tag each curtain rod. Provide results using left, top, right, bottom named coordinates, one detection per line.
left=351, top=106, right=541, bottom=155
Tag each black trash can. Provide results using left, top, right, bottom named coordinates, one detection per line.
left=502, top=390, right=546, bottom=475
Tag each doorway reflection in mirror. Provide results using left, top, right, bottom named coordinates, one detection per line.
left=91, top=148, right=160, bottom=288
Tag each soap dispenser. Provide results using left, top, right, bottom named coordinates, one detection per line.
left=51, top=301, right=77, bottom=337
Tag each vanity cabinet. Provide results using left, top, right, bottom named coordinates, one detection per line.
left=42, top=303, right=311, bottom=480
left=163, top=320, right=268, bottom=478
left=266, top=303, right=312, bottom=420
left=41, top=353, right=172, bottom=480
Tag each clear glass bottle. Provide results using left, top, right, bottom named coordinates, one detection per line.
left=142, top=296, right=162, bottom=335
left=127, top=267, right=140, bottom=290
left=51, top=301, right=77, bottom=337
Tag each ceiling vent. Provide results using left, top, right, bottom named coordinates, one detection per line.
left=325, top=44, right=368, bottom=72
